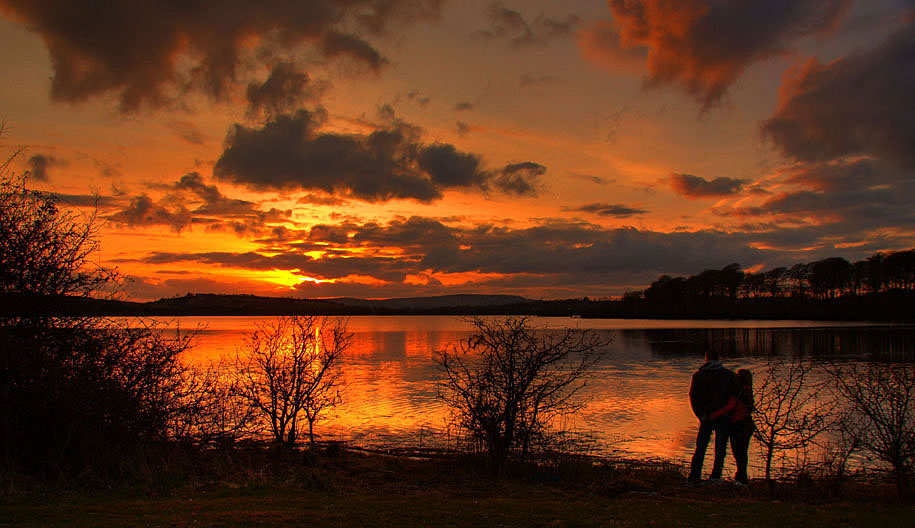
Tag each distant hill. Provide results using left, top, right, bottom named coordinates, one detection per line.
left=142, top=293, right=345, bottom=315
left=5, top=292, right=538, bottom=316
left=328, top=294, right=532, bottom=310
left=5, top=289, right=910, bottom=320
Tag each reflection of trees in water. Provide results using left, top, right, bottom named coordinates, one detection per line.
left=643, top=327, right=915, bottom=361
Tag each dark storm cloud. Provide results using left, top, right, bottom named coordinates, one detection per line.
left=714, top=159, right=915, bottom=247
left=25, top=154, right=66, bottom=181
left=214, top=110, right=545, bottom=202
left=108, top=194, right=193, bottom=232
left=669, top=173, right=745, bottom=198
left=478, top=2, right=582, bottom=48
left=492, top=162, right=544, bottom=197
left=349, top=216, right=457, bottom=248
left=245, top=61, right=317, bottom=118
left=172, top=172, right=257, bottom=216
left=761, top=23, right=915, bottom=170
left=172, top=172, right=293, bottom=236
left=296, top=193, right=346, bottom=206
left=417, top=144, right=487, bottom=188
left=272, top=216, right=458, bottom=254
left=305, top=223, right=355, bottom=245
left=108, top=172, right=291, bottom=235
left=215, top=109, right=436, bottom=201
left=567, top=203, right=648, bottom=218
left=766, top=164, right=915, bottom=229
left=0, top=0, right=442, bottom=111
left=601, top=0, right=849, bottom=108
left=783, top=158, right=887, bottom=192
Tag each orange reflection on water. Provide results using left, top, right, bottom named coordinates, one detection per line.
left=164, top=315, right=890, bottom=479
left=175, top=316, right=704, bottom=461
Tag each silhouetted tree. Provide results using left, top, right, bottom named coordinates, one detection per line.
left=885, top=250, right=915, bottom=291
left=434, top=317, right=608, bottom=472
left=864, top=253, right=886, bottom=293
left=754, top=355, right=834, bottom=481
left=809, top=257, right=853, bottom=299
left=789, top=263, right=811, bottom=299
left=644, top=275, right=687, bottom=315
left=764, top=267, right=788, bottom=298
left=719, top=263, right=744, bottom=306
left=235, top=316, right=351, bottom=446
left=741, top=271, right=765, bottom=299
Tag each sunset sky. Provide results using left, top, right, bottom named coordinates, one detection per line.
left=1, top=0, right=913, bottom=301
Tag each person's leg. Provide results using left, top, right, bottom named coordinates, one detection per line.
left=709, top=418, right=730, bottom=479
left=688, top=421, right=713, bottom=483
left=731, top=422, right=751, bottom=484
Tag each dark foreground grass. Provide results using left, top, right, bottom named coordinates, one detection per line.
left=4, top=487, right=914, bottom=528
left=2, top=447, right=913, bottom=527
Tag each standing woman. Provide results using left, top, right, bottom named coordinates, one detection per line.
left=708, top=368, right=755, bottom=485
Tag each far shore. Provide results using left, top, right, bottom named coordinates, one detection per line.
left=5, top=290, right=915, bottom=321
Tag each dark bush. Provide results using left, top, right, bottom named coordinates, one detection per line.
left=1, top=141, right=192, bottom=486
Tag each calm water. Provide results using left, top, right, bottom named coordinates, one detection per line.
left=171, top=316, right=914, bottom=478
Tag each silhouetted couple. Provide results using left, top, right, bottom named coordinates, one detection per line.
left=687, top=349, right=754, bottom=486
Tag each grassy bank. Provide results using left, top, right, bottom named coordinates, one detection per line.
left=2, top=446, right=913, bottom=527
left=5, top=486, right=913, bottom=527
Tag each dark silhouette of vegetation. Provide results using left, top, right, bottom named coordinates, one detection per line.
left=602, top=251, right=915, bottom=320
left=171, top=362, right=252, bottom=448
left=234, top=315, right=351, bottom=446
left=830, top=362, right=915, bottom=500
left=1, top=132, right=193, bottom=486
left=753, top=356, right=834, bottom=481
left=434, top=317, right=609, bottom=472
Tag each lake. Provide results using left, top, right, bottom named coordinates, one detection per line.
left=171, top=315, right=915, bottom=479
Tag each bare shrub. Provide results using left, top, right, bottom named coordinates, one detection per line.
left=234, top=316, right=352, bottom=447
left=172, top=361, right=253, bottom=448
left=830, top=362, right=915, bottom=500
left=434, top=316, right=609, bottom=472
left=753, top=355, right=834, bottom=481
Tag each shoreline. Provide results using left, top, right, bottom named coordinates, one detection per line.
left=2, top=445, right=911, bottom=527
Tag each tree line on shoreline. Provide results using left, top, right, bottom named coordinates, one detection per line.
left=598, top=250, right=915, bottom=320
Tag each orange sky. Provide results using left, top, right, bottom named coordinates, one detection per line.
left=1, top=0, right=913, bottom=300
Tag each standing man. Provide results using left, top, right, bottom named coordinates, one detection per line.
left=687, top=348, right=738, bottom=484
